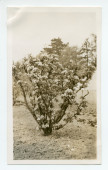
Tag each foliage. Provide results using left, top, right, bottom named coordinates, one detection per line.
left=13, top=34, right=97, bottom=135
left=43, top=38, right=68, bottom=56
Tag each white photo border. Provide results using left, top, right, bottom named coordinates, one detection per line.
left=7, top=6, right=101, bottom=165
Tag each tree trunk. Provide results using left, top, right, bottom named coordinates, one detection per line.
left=43, top=127, right=52, bottom=136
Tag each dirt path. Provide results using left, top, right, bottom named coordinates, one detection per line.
left=13, top=105, right=96, bottom=160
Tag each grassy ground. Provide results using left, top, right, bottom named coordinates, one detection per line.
left=13, top=92, right=97, bottom=160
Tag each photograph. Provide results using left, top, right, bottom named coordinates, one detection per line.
left=7, top=7, right=101, bottom=164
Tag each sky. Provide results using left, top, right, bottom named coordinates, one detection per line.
left=7, top=7, right=96, bottom=62
left=7, top=7, right=97, bottom=90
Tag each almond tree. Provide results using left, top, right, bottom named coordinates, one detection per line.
left=13, top=35, right=97, bottom=135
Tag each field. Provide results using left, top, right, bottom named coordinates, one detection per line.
left=13, top=90, right=97, bottom=160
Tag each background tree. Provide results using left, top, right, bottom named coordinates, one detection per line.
left=78, top=34, right=97, bottom=79
left=43, top=38, right=68, bottom=56
left=13, top=62, right=23, bottom=105
left=60, top=46, right=79, bottom=66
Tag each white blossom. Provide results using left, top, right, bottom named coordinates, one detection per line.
left=74, top=76, right=79, bottom=80
left=54, top=57, right=59, bottom=61
left=64, top=79, right=69, bottom=82
left=40, top=115, right=44, bottom=119
left=37, top=62, right=43, bottom=66
left=45, top=124, right=49, bottom=128
left=32, top=79, right=37, bottom=83
left=73, top=86, right=79, bottom=91
left=77, top=82, right=82, bottom=87
left=37, top=117, right=40, bottom=121
left=81, top=77, right=87, bottom=82
left=33, top=68, right=38, bottom=72
left=42, top=75, right=48, bottom=79
left=17, top=80, right=21, bottom=84
left=61, top=70, right=67, bottom=74
left=65, top=88, right=73, bottom=94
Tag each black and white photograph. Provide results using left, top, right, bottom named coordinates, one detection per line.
left=7, top=7, right=101, bottom=164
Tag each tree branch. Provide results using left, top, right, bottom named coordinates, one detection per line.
left=54, top=101, right=68, bottom=124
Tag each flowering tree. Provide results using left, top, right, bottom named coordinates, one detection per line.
left=13, top=35, right=97, bottom=135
